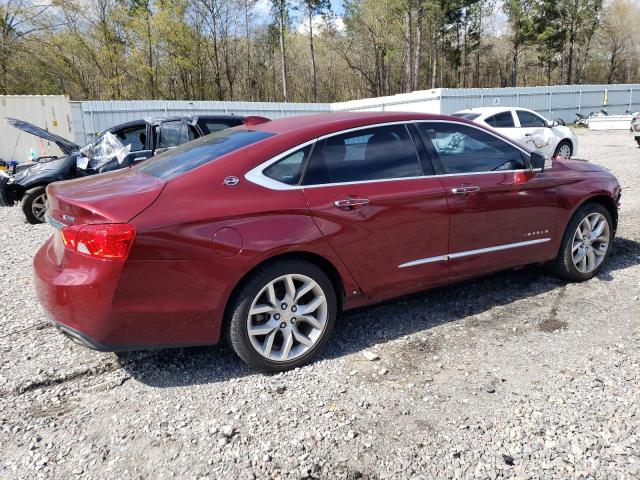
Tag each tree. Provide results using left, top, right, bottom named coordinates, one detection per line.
left=557, top=0, right=602, bottom=84
left=503, top=0, right=535, bottom=87
left=599, top=0, right=640, bottom=83
left=299, top=0, right=329, bottom=101
left=534, top=0, right=565, bottom=85
left=0, top=0, right=64, bottom=94
left=271, top=0, right=289, bottom=101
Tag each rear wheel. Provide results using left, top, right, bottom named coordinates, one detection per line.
left=635, top=137, right=640, bottom=147
left=226, top=259, right=337, bottom=372
left=551, top=202, right=614, bottom=281
left=21, top=187, right=47, bottom=224
left=553, top=140, right=572, bottom=159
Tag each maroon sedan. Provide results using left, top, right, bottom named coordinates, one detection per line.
left=34, top=112, right=621, bottom=371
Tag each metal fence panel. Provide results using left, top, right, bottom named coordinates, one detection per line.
left=70, top=84, right=640, bottom=146
left=74, top=100, right=329, bottom=144
left=441, top=84, right=640, bottom=122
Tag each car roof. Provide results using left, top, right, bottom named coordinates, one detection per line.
left=454, top=106, right=540, bottom=117
left=454, top=107, right=511, bottom=116
left=249, top=111, right=459, bottom=140
left=106, top=115, right=245, bottom=132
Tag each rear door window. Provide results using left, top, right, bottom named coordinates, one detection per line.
left=485, top=111, right=515, bottom=128
left=156, top=121, right=196, bottom=149
left=138, top=129, right=274, bottom=180
left=302, top=124, right=422, bottom=185
left=202, top=119, right=243, bottom=134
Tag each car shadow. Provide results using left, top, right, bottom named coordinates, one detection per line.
left=117, top=236, right=640, bottom=387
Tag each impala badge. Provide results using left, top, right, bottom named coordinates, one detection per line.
left=224, top=176, right=239, bottom=186
left=63, top=214, right=75, bottom=222
left=525, top=229, right=549, bottom=237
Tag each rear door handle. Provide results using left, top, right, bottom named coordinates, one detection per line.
left=334, top=198, right=369, bottom=210
left=451, top=185, right=480, bottom=196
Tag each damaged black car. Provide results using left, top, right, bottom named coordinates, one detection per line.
left=0, top=114, right=266, bottom=223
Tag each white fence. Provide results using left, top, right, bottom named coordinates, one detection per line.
left=3, top=84, right=640, bottom=161
left=72, top=100, right=328, bottom=144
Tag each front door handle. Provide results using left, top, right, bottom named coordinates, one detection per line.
left=334, top=198, right=369, bottom=210
left=451, top=185, right=480, bottom=196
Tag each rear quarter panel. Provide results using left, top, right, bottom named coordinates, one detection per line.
left=123, top=157, right=360, bottom=345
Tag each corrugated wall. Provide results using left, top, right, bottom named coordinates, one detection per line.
left=72, top=100, right=329, bottom=144
left=440, top=84, right=640, bottom=122
left=62, top=83, right=640, bottom=147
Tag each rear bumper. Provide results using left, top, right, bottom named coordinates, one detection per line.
left=34, top=237, right=126, bottom=348
left=33, top=236, right=224, bottom=350
left=50, top=320, right=113, bottom=351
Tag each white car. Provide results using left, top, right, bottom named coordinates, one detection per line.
left=452, top=107, right=578, bottom=159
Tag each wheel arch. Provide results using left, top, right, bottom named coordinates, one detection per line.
left=224, top=250, right=346, bottom=320
left=556, top=138, right=573, bottom=155
left=580, top=194, right=618, bottom=232
left=557, top=194, right=617, bottom=249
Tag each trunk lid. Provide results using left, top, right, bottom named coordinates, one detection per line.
left=5, top=118, right=80, bottom=155
left=46, top=169, right=166, bottom=226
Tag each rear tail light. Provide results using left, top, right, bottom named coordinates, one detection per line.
left=61, top=224, right=136, bottom=261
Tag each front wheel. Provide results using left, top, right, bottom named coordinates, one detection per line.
left=553, top=140, right=573, bottom=159
left=551, top=202, right=614, bottom=281
left=226, top=259, right=337, bottom=372
left=21, top=186, right=47, bottom=224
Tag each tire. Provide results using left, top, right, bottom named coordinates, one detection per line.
left=21, top=186, right=47, bottom=224
left=635, top=137, right=640, bottom=147
left=553, top=140, right=572, bottom=159
left=225, top=259, right=338, bottom=372
left=551, top=202, right=614, bottom=282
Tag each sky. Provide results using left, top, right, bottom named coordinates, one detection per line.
left=254, top=0, right=345, bottom=24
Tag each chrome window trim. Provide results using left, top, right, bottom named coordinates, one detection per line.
left=245, top=138, right=317, bottom=191
left=245, top=119, right=533, bottom=191
left=398, top=238, right=551, bottom=268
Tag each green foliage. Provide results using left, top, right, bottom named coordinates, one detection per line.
left=0, top=0, right=638, bottom=100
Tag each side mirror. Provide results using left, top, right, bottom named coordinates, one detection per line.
left=548, top=120, right=559, bottom=128
left=530, top=151, right=552, bottom=172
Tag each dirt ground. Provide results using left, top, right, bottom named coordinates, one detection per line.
left=0, top=128, right=639, bottom=479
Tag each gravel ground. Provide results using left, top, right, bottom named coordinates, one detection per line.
left=1, top=129, right=639, bottom=480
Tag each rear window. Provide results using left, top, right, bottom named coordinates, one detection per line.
left=138, top=128, right=274, bottom=180
left=201, top=119, right=243, bottom=134
left=451, top=112, right=481, bottom=120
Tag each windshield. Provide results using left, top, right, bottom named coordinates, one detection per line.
left=77, top=132, right=131, bottom=171
left=451, top=112, right=481, bottom=120
left=138, top=128, right=275, bottom=180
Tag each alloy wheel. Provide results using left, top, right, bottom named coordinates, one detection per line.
left=247, top=274, right=328, bottom=362
left=557, top=143, right=571, bottom=159
left=31, top=194, right=47, bottom=222
left=572, top=212, right=610, bottom=274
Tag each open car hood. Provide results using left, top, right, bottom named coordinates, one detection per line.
left=5, top=117, right=79, bottom=155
